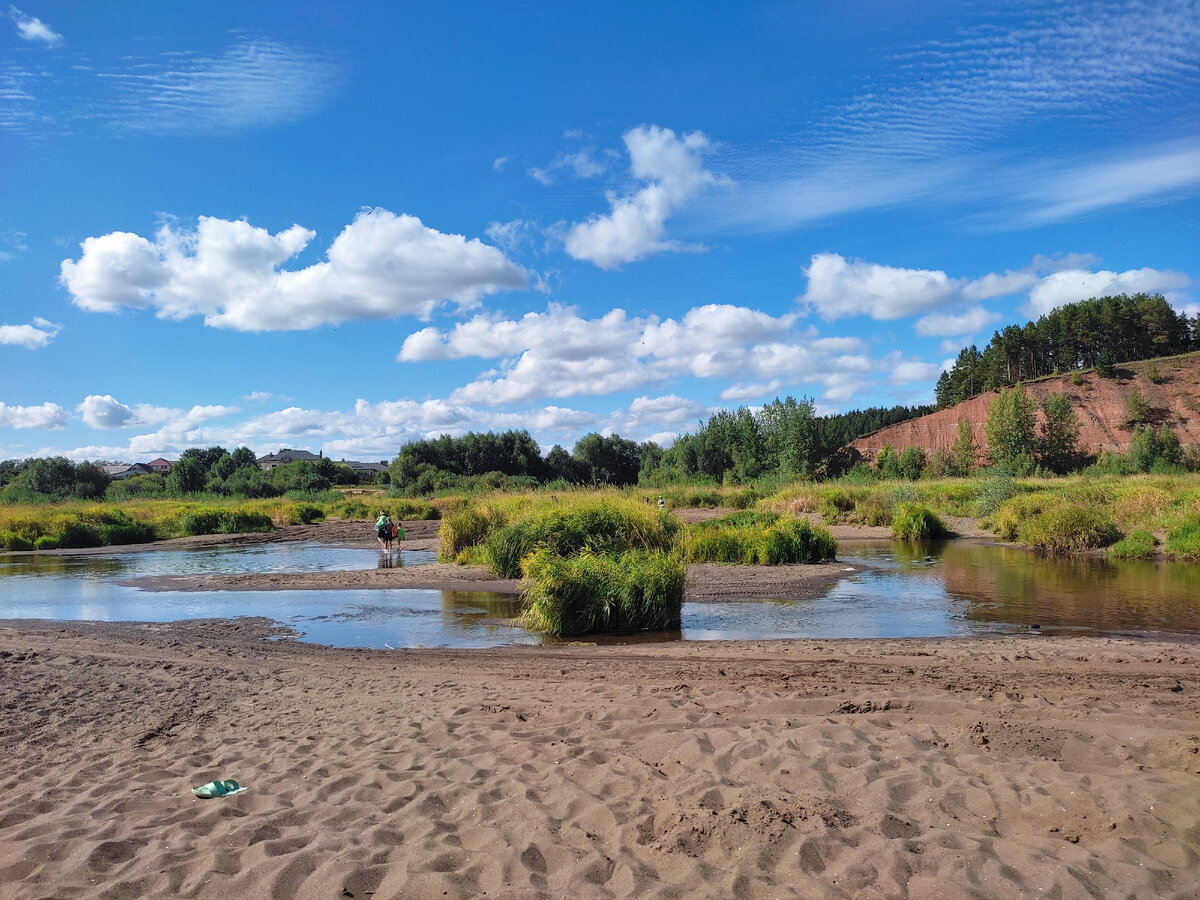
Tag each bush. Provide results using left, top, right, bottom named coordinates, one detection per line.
left=890, top=503, right=948, bottom=541
left=34, top=535, right=58, bottom=550
left=519, top=548, right=686, bottom=637
left=290, top=503, right=326, bottom=525
left=58, top=522, right=104, bottom=549
left=99, top=520, right=156, bottom=545
left=1018, top=504, right=1120, bottom=553
left=1108, top=529, right=1157, bottom=560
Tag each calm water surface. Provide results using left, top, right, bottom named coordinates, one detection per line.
left=1, top=540, right=1197, bottom=648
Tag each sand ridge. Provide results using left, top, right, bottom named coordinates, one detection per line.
left=2, top=517, right=1199, bottom=897
left=1, top=618, right=1198, bottom=898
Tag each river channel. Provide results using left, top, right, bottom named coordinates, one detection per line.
left=1, top=540, right=1197, bottom=648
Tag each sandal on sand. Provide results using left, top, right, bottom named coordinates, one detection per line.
left=192, top=779, right=246, bottom=799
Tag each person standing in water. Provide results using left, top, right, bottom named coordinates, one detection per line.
left=375, top=511, right=394, bottom=551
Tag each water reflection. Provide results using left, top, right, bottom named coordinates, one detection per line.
left=922, top=541, right=1200, bottom=633
left=2, top=540, right=1198, bottom=647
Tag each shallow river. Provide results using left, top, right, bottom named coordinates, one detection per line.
left=1, top=540, right=1197, bottom=648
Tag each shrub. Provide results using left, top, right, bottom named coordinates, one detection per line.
left=1107, top=529, right=1157, bottom=560
left=290, top=503, right=326, bottom=525
left=57, top=522, right=104, bottom=549
left=1018, top=504, right=1120, bottom=553
left=34, top=535, right=58, bottom=550
left=99, top=520, right=156, bottom=545
left=890, top=503, right=948, bottom=541
left=519, top=548, right=686, bottom=637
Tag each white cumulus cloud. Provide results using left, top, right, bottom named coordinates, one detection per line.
left=564, top=125, right=720, bottom=269
left=0, top=401, right=67, bottom=429
left=0, top=317, right=60, bottom=348
left=1026, top=267, right=1194, bottom=316
left=802, top=253, right=962, bottom=321
left=60, top=209, right=529, bottom=331
left=401, top=302, right=878, bottom=406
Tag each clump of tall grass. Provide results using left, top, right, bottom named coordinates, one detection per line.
left=1108, top=529, right=1158, bottom=560
left=0, top=505, right=158, bottom=549
left=481, top=497, right=682, bottom=577
left=890, top=503, right=949, bottom=541
left=687, top=512, right=836, bottom=564
left=1165, top=517, right=1200, bottom=559
left=975, top=474, right=1021, bottom=518
left=438, top=502, right=509, bottom=562
left=518, top=547, right=686, bottom=637
left=1017, top=503, right=1120, bottom=554
left=179, top=507, right=273, bottom=536
left=990, top=494, right=1050, bottom=541
left=854, top=493, right=892, bottom=526
left=817, top=488, right=860, bottom=524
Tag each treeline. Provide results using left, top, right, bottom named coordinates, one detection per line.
left=0, top=446, right=360, bottom=505
left=936, top=293, right=1198, bottom=409
left=390, top=431, right=657, bottom=494
left=386, top=398, right=934, bottom=493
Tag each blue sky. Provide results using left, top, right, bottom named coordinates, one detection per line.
left=2, top=1, right=1198, bottom=464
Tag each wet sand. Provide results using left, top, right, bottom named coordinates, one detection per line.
left=2, top=518, right=1198, bottom=898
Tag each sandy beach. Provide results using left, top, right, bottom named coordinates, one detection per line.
left=2, top=519, right=1199, bottom=898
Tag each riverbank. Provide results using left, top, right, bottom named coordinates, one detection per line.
left=1, top=618, right=1197, bottom=898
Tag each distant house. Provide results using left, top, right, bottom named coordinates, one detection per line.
left=145, top=458, right=173, bottom=475
left=342, top=460, right=388, bottom=483
left=257, top=449, right=323, bottom=471
left=101, top=463, right=152, bottom=480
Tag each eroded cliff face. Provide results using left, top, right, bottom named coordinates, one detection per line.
left=849, top=354, right=1200, bottom=465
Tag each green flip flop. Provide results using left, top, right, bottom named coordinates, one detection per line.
left=192, top=779, right=246, bottom=799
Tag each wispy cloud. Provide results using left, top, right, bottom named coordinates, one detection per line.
left=703, top=1, right=1200, bottom=233
left=1013, top=141, right=1200, bottom=224
left=812, top=1, right=1200, bottom=162
left=9, top=6, right=62, bottom=46
left=103, top=37, right=341, bottom=134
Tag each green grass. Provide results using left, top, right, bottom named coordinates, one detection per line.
left=518, top=548, right=686, bottom=637
left=1107, top=529, right=1158, bottom=560
left=687, top=512, right=836, bottom=564
left=890, top=503, right=949, bottom=541
left=1165, top=517, right=1200, bottom=560
left=1017, top=503, right=1120, bottom=554
left=438, top=492, right=683, bottom=576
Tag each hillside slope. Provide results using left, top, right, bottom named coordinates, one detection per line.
left=849, top=353, right=1200, bottom=464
